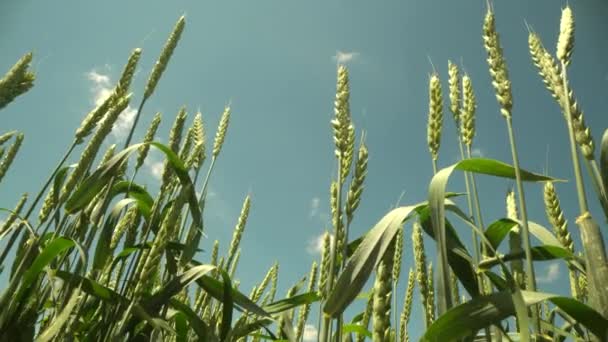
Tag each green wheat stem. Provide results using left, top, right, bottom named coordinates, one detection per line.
left=505, top=117, right=539, bottom=313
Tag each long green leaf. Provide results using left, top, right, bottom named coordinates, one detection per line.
left=428, top=159, right=559, bottom=315
left=263, top=292, right=320, bottom=314
left=111, top=180, right=153, bottom=220
left=219, top=271, right=233, bottom=342
left=145, top=264, right=215, bottom=312
left=421, top=290, right=608, bottom=341
left=324, top=203, right=422, bottom=316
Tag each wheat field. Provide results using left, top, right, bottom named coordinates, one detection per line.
left=0, top=2, right=608, bottom=341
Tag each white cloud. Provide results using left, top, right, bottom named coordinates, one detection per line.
left=537, top=263, right=560, bottom=283
left=302, top=324, right=318, bottom=342
left=306, top=232, right=333, bottom=255
left=85, top=69, right=137, bottom=141
left=309, top=197, right=320, bottom=218
left=333, top=51, right=360, bottom=64
left=144, top=158, right=164, bottom=181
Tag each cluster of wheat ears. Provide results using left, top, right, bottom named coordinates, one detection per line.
left=0, top=3, right=607, bottom=342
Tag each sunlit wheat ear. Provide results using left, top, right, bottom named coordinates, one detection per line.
left=528, top=32, right=563, bottom=102
left=0, top=52, right=35, bottom=110
left=60, top=95, right=131, bottom=202
left=110, top=206, right=139, bottom=250
left=578, top=269, right=588, bottom=302
left=75, top=95, right=113, bottom=144
left=210, top=240, right=219, bottom=266
left=143, top=15, right=185, bottom=100
left=427, top=262, right=435, bottom=323
left=356, top=289, right=374, bottom=342
left=295, top=262, right=318, bottom=341
left=543, top=183, right=574, bottom=252
left=251, top=263, right=275, bottom=303
left=168, top=106, right=188, bottom=152
left=115, top=48, right=141, bottom=98
left=448, top=60, right=460, bottom=126
left=135, top=189, right=188, bottom=296
left=450, top=271, right=460, bottom=306
left=267, top=262, right=279, bottom=303
left=0, top=131, right=17, bottom=145
left=188, top=111, right=206, bottom=169
left=178, top=127, right=194, bottom=163
left=318, top=231, right=331, bottom=299
left=97, top=144, right=116, bottom=169
left=557, top=6, right=574, bottom=66
left=331, top=66, right=354, bottom=170
left=372, top=240, right=394, bottom=342
left=0, top=193, right=27, bottom=236
left=331, top=181, right=344, bottom=265
left=38, top=187, right=54, bottom=224
left=212, top=105, right=231, bottom=157
left=135, top=112, right=162, bottom=171
left=160, top=107, right=187, bottom=191
left=426, top=72, right=443, bottom=161
left=229, top=249, right=241, bottom=277
left=345, top=137, right=368, bottom=223
left=227, top=195, right=251, bottom=270
left=399, top=268, right=415, bottom=342
left=460, top=74, right=476, bottom=147
left=570, top=101, right=595, bottom=160
left=528, top=32, right=595, bottom=160
left=483, top=7, right=513, bottom=118
left=0, top=132, right=23, bottom=184
left=341, top=123, right=356, bottom=183
left=506, top=189, right=525, bottom=288
left=412, top=222, right=431, bottom=327
left=392, top=225, right=403, bottom=284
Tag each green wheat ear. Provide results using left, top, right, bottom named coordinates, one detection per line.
left=143, top=15, right=185, bottom=101
left=483, top=7, right=513, bottom=118
left=0, top=52, right=35, bottom=111
left=556, top=6, right=574, bottom=66
left=447, top=60, right=460, bottom=126
left=213, top=105, right=231, bottom=158
left=426, top=72, right=443, bottom=162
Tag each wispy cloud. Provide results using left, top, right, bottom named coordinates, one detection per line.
left=309, top=197, right=320, bottom=218
left=537, top=263, right=560, bottom=283
left=86, top=69, right=137, bottom=141
left=306, top=232, right=333, bottom=255
left=333, top=50, right=360, bottom=64
left=145, top=159, right=164, bottom=181
left=303, top=324, right=318, bottom=342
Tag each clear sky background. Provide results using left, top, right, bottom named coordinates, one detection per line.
left=1, top=0, right=608, bottom=340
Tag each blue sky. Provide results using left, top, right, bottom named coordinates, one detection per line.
left=1, top=0, right=608, bottom=340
